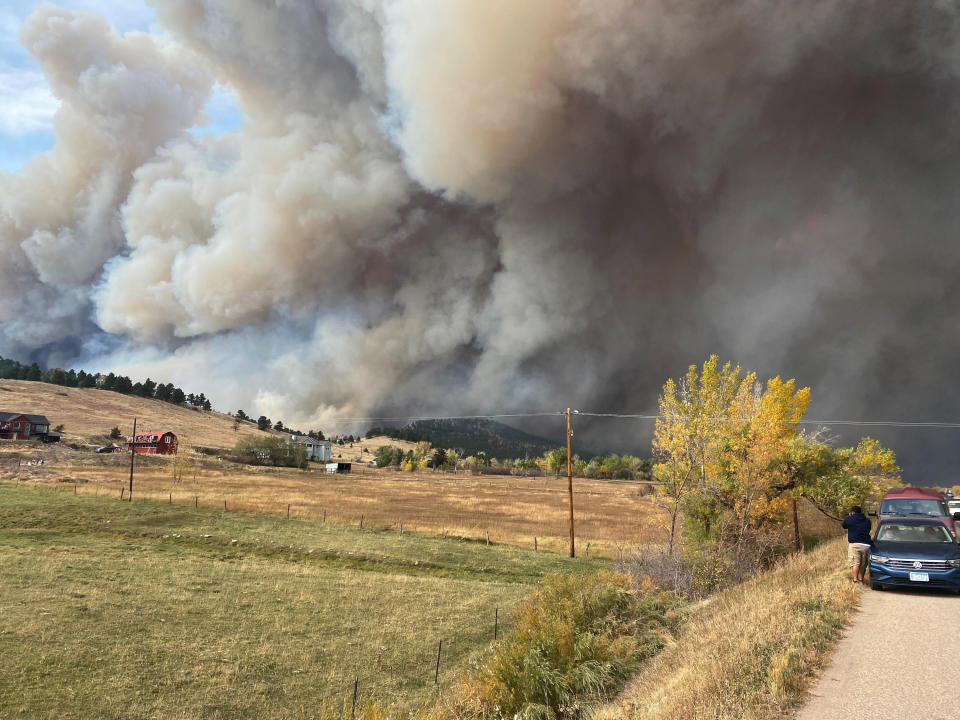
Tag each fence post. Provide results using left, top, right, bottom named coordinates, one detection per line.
left=323, top=509, right=326, bottom=523
left=74, top=483, right=77, bottom=495
left=586, top=542, right=591, bottom=559
left=399, top=522, right=403, bottom=536
left=534, top=536, right=537, bottom=552
left=287, top=504, right=290, bottom=519
left=120, top=488, right=124, bottom=500
left=169, top=493, right=172, bottom=504
left=486, top=530, right=490, bottom=545
left=494, top=608, right=498, bottom=640
left=435, top=640, right=443, bottom=684
left=360, top=514, right=364, bottom=529
left=195, top=495, right=198, bottom=508
left=351, top=675, right=359, bottom=718
left=224, top=499, right=227, bottom=511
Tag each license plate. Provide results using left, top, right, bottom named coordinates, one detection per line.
left=909, top=572, right=930, bottom=582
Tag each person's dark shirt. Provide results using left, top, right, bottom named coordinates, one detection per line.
left=842, top=512, right=872, bottom=545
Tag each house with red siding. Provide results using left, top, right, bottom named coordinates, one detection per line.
left=127, top=430, right=178, bottom=455
left=0, top=412, right=54, bottom=441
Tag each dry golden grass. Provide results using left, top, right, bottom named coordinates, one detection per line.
left=0, top=379, right=424, bottom=461
left=594, top=538, right=861, bottom=720
left=2, top=445, right=666, bottom=558
left=0, top=379, right=277, bottom=448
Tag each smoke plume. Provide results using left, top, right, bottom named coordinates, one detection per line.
left=4, top=1, right=960, bottom=473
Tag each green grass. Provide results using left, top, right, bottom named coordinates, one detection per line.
left=0, top=483, right=602, bottom=719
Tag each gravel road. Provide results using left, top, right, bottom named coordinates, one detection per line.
left=796, top=586, right=960, bottom=720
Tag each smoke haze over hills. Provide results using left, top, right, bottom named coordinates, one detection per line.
left=3, top=1, right=960, bottom=476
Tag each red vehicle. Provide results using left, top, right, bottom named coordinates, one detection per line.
left=873, top=487, right=960, bottom=537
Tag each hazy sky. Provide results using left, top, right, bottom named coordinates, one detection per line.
left=0, top=1, right=242, bottom=171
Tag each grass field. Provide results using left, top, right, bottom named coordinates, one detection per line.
left=0, top=482, right=604, bottom=718
left=1, top=444, right=667, bottom=558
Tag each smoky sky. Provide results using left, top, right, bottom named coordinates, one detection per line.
left=3, top=0, right=960, bottom=478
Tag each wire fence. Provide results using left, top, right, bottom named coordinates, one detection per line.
left=310, top=630, right=500, bottom=715
left=32, top=475, right=655, bottom=559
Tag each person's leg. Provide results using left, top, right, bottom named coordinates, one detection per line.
left=847, top=543, right=858, bottom=581
left=855, top=547, right=868, bottom=582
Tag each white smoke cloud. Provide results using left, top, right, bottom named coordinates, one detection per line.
left=4, top=1, right=960, bottom=474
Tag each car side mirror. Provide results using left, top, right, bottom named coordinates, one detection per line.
left=868, top=511, right=877, bottom=517
left=953, top=512, right=960, bottom=521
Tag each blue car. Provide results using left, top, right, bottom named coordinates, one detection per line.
left=869, top=519, right=960, bottom=593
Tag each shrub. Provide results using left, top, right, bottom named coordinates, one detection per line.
left=232, top=436, right=307, bottom=468
left=454, top=572, right=684, bottom=719
left=109, top=427, right=122, bottom=439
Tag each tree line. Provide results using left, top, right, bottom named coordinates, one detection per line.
left=371, top=440, right=652, bottom=481
left=0, top=355, right=335, bottom=440
left=0, top=355, right=211, bottom=410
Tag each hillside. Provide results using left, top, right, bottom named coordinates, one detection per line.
left=0, top=379, right=276, bottom=449
left=371, top=418, right=573, bottom=459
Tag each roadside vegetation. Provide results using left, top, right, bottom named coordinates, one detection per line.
left=595, top=538, right=860, bottom=720
left=452, top=573, right=685, bottom=719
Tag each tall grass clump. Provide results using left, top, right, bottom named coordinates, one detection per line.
left=454, top=572, right=685, bottom=719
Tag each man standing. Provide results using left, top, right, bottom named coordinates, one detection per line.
left=842, top=505, right=872, bottom=584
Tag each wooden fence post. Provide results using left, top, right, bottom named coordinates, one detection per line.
left=435, top=640, right=443, bottom=684
left=351, top=675, right=359, bottom=718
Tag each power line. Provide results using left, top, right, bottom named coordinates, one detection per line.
left=320, top=410, right=960, bottom=429
left=577, top=413, right=960, bottom=429
left=323, top=412, right=564, bottom=424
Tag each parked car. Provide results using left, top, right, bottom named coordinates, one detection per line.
left=872, top=486, right=960, bottom=537
left=95, top=446, right=117, bottom=453
left=869, top=518, right=960, bottom=593
left=948, top=499, right=960, bottom=516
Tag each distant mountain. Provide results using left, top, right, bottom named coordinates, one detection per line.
left=368, top=418, right=577, bottom=459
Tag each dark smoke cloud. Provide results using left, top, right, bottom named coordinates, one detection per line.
left=3, top=0, right=960, bottom=476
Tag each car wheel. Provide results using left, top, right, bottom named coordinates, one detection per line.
left=870, top=582, right=883, bottom=591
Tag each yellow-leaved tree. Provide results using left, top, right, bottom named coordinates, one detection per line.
left=653, top=356, right=742, bottom=554
left=712, top=374, right=810, bottom=560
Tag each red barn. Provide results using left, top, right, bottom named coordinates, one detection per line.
left=127, top=430, right=178, bottom=455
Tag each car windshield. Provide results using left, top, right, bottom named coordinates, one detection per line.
left=880, top=499, right=948, bottom=516
left=876, top=523, right=953, bottom=543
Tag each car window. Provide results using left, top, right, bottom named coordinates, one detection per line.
left=876, top=523, right=953, bottom=543
left=880, top=499, right=946, bottom=516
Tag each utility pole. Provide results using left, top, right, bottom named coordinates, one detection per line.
left=128, top=417, right=137, bottom=502
left=567, top=408, right=575, bottom=558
